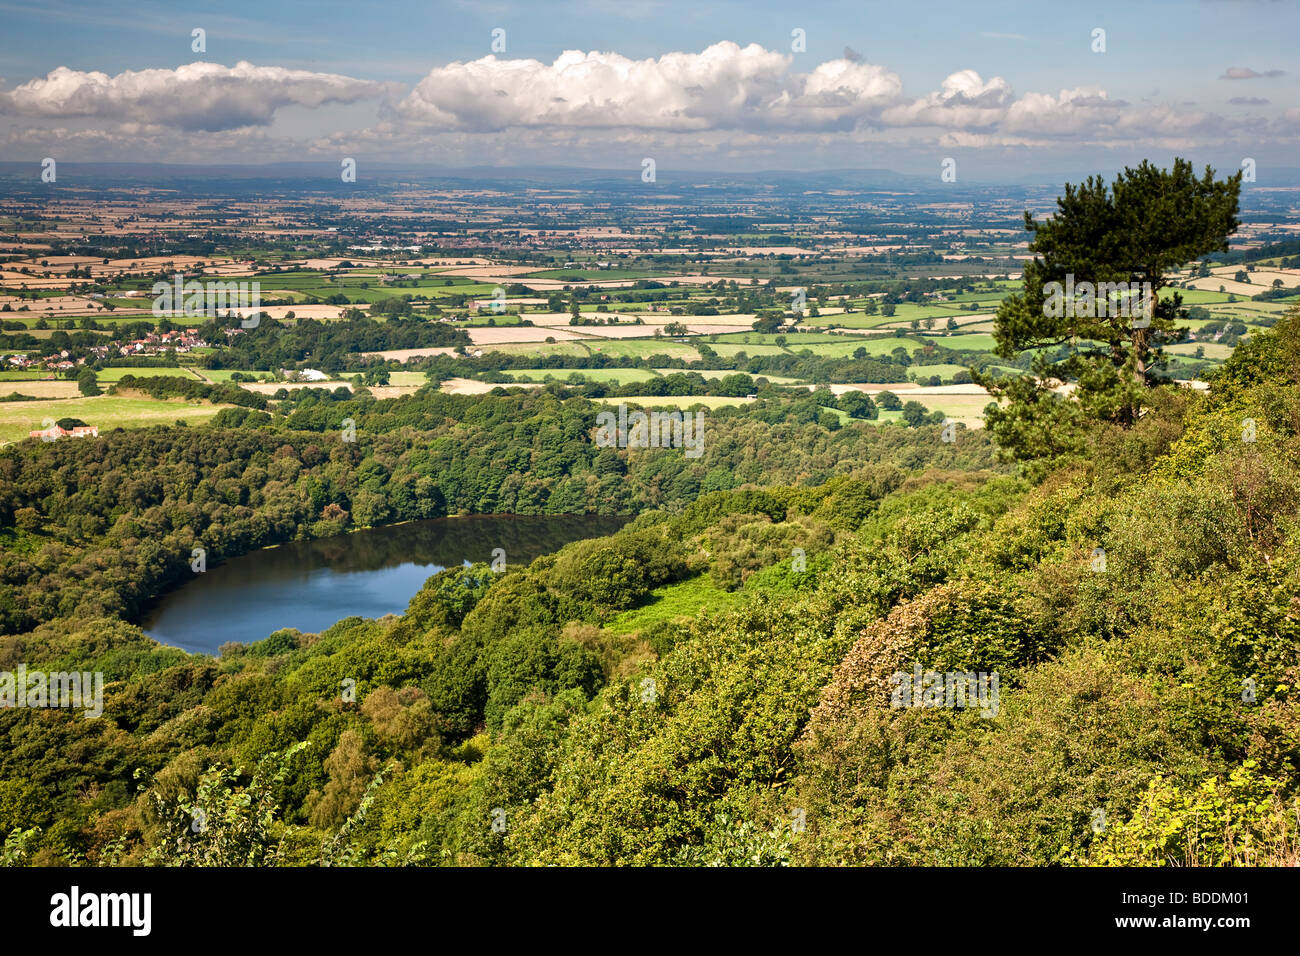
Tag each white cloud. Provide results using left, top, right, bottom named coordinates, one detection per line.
left=0, top=61, right=386, bottom=131
left=395, top=41, right=903, bottom=132
left=881, top=70, right=1014, bottom=129
left=1002, top=87, right=1126, bottom=136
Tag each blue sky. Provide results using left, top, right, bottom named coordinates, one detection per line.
left=0, top=0, right=1296, bottom=175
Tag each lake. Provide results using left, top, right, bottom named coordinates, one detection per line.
left=142, top=513, right=630, bottom=654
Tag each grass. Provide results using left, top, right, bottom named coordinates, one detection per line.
left=525, top=268, right=663, bottom=281
left=339, top=370, right=430, bottom=387
left=673, top=369, right=807, bottom=384
left=582, top=340, right=701, bottom=361
left=604, top=573, right=746, bottom=635
left=200, top=369, right=275, bottom=383
left=937, top=332, right=1000, bottom=352
left=0, top=380, right=79, bottom=399
left=477, top=341, right=592, bottom=358
left=790, top=337, right=922, bottom=358
left=0, top=395, right=229, bottom=444
left=502, top=367, right=662, bottom=384
left=594, top=395, right=753, bottom=409
left=95, top=367, right=202, bottom=382
left=883, top=302, right=973, bottom=321
left=908, top=363, right=972, bottom=381
left=707, top=343, right=788, bottom=357
left=1172, top=288, right=1235, bottom=304
left=461, top=314, right=527, bottom=326
left=383, top=371, right=430, bottom=387
left=867, top=409, right=905, bottom=425
left=709, top=332, right=830, bottom=345
left=804, top=312, right=904, bottom=330
left=1166, top=342, right=1234, bottom=360
left=906, top=394, right=997, bottom=421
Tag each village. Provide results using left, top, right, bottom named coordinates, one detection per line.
left=3, top=327, right=208, bottom=374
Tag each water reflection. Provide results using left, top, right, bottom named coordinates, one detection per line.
left=142, top=513, right=629, bottom=654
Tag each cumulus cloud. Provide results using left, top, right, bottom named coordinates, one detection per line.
left=0, top=61, right=386, bottom=131
left=881, top=69, right=1014, bottom=129
left=395, top=41, right=903, bottom=132
left=1229, top=96, right=1270, bottom=105
left=1219, top=67, right=1284, bottom=80
left=1002, top=87, right=1126, bottom=136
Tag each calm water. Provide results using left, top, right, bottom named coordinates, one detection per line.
left=142, top=513, right=629, bottom=654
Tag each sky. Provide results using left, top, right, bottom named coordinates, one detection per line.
left=0, top=0, right=1296, bottom=179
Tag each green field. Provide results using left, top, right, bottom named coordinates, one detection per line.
left=200, top=369, right=275, bottom=383
left=382, top=371, right=430, bottom=387
left=708, top=331, right=828, bottom=345
left=868, top=409, right=905, bottom=425
left=604, top=573, right=746, bottom=635
left=907, top=393, right=998, bottom=420
left=95, top=367, right=203, bottom=382
left=477, top=341, right=593, bottom=358
left=594, top=395, right=753, bottom=409
left=805, top=312, right=903, bottom=330
left=525, top=268, right=664, bottom=281
left=937, top=332, right=999, bottom=352
left=1172, top=288, right=1234, bottom=304
left=582, top=340, right=701, bottom=361
left=908, top=363, right=972, bottom=381
left=1166, top=342, right=1234, bottom=359
left=0, top=395, right=229, bottom=444
left=790, top=337, right=923, bottom=358
left=461, top=314, right=527, bottom=326
left=708, top=343, right=789, bottom=357
left=502, top=367, right=662, bottom=384
left=887, top=302, right=973, bottom=321
left=671, top=369, right=806, bottom=384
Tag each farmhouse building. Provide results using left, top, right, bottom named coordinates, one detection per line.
left=29, top=424, right=99, bottom=440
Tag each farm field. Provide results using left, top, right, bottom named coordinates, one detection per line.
left=239, top=381, right=351, bottom=395
left=707, top=343, right=789, bottom=357
left=475, top=341, right=592, bottom=358
left=904, top=391, right=997, bottom=424
left=1166, top=342, right=1235, bottom=359
left=790, top=337, right=923, bottom=358
left=0, top=395, right=229, bottom=444
left=500, top=367, right=663, bottom=384
left=593, top=394, right=754, bottom=409
left=668, top=369, right=807, bottom=384
left=0, top=380, right=79, bottom=398
left=96, top=366, right=203, bottom=382
left=580, top=340, right=701, bottom=360
left=200, top=369, right=276, bottom=383
left=908, top=363, right=972, bottom=381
